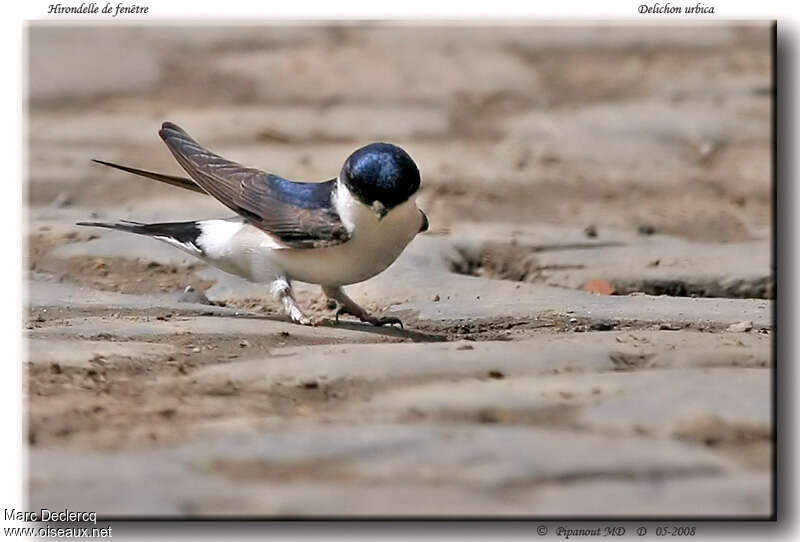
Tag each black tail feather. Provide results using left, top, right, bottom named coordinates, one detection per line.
left=76, top=220, right=204, bottom=253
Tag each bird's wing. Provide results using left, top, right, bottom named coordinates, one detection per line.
left=91, top=159, right=207, bottom=194
left=158, top=122, right=350, bottom=249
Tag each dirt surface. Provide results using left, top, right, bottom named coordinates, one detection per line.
left=25, top=23, right=773, bottom=517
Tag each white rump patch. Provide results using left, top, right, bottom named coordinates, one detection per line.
left=196, top=219, right=247, bottom=257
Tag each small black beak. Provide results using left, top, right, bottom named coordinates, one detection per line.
left=419, top=210, right=429, bottom=233
left=371, top=200, right=388, bottom=220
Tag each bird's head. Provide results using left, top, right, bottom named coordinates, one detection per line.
left=339, top=142, right=421, bottom=220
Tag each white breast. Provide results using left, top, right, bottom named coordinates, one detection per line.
left=264, top=181, right=423, bottom=286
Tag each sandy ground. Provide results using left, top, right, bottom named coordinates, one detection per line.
left=25, top=23, right=773, bottom=517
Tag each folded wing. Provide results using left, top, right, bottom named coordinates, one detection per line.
left=91, top=159, right=207, bottom=194
left=157, top=122, right=350, bottom=249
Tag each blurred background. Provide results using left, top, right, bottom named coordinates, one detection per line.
left=28, top=23, right=772, bottom=241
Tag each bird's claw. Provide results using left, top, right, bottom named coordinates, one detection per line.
left=334, top=307, right=403, bottom=329
left=365, top=315, right=404, bottom=329
left=287, top=306, right=313, bottom=326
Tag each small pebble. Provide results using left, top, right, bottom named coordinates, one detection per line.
left=638, top=224, right=656, bottom=235
left=583, top=279, right=615, bottom=295
left=433, top=294, right=440, bottom=302
left=477, top=408, right=501, bottom=424
left=191, top=347, right=202, bottom=353
left=727, top=320, right=753, bottom=333
left=583, top=224, right=598, bottom=238
left=590, top=319, right=618, bottom=331
left=178, top=286, right=211, bottom=305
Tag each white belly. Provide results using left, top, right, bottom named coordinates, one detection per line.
left=195, top=194, right=423, bottom=287
left=268, top=197, right=421, bottom=286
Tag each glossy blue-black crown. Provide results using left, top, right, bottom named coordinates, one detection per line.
left=340, top=143, right=420, bottom=211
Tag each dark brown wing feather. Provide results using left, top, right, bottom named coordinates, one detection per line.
left=91, top=159, right=207, bottom=194
left=158, top=122, right=350, bottom=249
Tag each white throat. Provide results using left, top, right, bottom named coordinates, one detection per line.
left=334, top=177, right=359, bottom=233
left=334, top=177, right=419, bottom=234
left=334, top=175, right=421, bottom=241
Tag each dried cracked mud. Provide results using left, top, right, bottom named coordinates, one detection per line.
left=25, top=23, right=773, bottom=517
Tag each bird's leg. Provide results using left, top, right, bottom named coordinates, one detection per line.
left=321, top=285, right=403, bottom=329
left=271, top=277, right=311, bottom=325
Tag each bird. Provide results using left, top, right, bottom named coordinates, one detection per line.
left=78, top=122, right=429, bottom=328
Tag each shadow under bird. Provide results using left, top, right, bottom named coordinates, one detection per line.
left=78, top=122, right=429, bottom=327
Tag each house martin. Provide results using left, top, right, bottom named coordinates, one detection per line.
left=78, top=122, right=429, bottom=327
